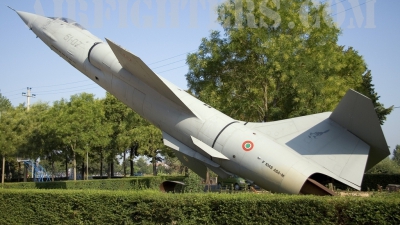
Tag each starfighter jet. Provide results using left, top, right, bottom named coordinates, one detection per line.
left=12, top=9, right=389, bottom=195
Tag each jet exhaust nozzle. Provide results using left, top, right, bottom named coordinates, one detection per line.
left=159, top=181, right=185, bottom=193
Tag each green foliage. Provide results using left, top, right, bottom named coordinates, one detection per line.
left=103, top=92, right=133, bottom=160
left=355, top=71, right=393, bottom=125
left=186, top=0, right=391, bottom=123
left=183, top=170, right=204, bottom=193
left=393, top=145, right=400, bottom=166
left=0, top=107, right=25, bottom=158
left=3, top=176, right=184, bottom=191
left=0, top=93, right=11, bottom=112
left=131, top=122, right=169, bottom=176
left=135, top=156, right=152, bottom=174
left=0, top=91, right=181, bottom=181
left=1, top=190, right=400, bottom=224
left=47, top=93, right=110, bottom=180
left=366, top=157, right=400, bottom=174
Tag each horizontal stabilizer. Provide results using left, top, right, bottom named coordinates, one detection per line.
left=105, top=38, right=197, bottom=117
left=329, top=89, right=389, bottom=170
left=174, top=151, right=207, bottom=179
left=162, top=132, right=219, bottom=168
left=191, top=136, right=229, bottom=160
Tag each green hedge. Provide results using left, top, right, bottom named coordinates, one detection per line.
left=2, top=176, right=185, bottom=191
left=0, top=190, right=400, bottom=224
left=362, top=174, right=400, bottom=191
left=4, top=173, right=400, bottom=192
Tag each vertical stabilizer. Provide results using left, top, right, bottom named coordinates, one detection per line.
left=329, top=89, right=389, bottom=170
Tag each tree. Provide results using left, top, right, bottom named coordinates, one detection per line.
left=164, top=155, right=184, bottom=175
left=0, top=94, right=14, bottom=179
left=103, top=92, right=135, bottom=178
left=53, top=93, right=105, bottom=180
left=0, top=110, right=14, bottom=182
left=366, top=157, right=400, bottom=174
left=135, top=156, right=150, bottom=174
left=0, top=94, right=11, bottom=112
left=0, top=106, right=26, bottom=182
left=131, top=124, right=165, bottom=176
left=392, top=145, right=400, bottom=166
left=102, top=93, right=172, bottom=176
left=18, top=102, right=55, bottom=180
left=186, top=0, right=391, bottom=123
left=356, top=70, right=393, bottom=124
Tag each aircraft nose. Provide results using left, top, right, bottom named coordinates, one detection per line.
left=16, top=11, right=38, bottom=28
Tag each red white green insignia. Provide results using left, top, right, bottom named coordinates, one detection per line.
left=242, top=140, right=254, bottom=151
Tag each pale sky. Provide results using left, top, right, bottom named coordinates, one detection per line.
left=0, top=0, right=399, bottom=152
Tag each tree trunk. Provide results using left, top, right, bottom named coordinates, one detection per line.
left=81, top=161, right=85, bottom=180
left=130, top=147, right=134, bottom=176
left=6, top=161, right=10, bottom=180
left=51, top=161, right=55, bottom=182
left=100, top=151, right=103, bottom=178
left=24, top=163, right=27, bottom=182
left=263, top=84, right=269, bottom=122
left=86, top=151, right=89, bottom=180
left=152, top=155, right=157, bottom=176
left=73, top=151, right=76, bottom=181
left=107, top=163, right=111, bottom=179
left=123, top=151, right=126, bottom=177
left=111, top=162, right=114, bottom=177
left=65, top=156, right=68, bottom=180
left=1, top=155, right=5, bottom=185
left=18, top=162, right=21, bottom=182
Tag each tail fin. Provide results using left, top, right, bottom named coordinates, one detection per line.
left=329, top=89, right=389, bottom=170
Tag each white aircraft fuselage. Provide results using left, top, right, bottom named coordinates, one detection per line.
left=13, top=10, right=389, bottom=195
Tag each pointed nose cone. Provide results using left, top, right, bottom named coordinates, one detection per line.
left=16, top=11, right=38, bottom=28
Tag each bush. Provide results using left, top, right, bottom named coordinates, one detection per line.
left=2, top=176, right=185, bottom=191
left=0, top=190, right=400, bottom=224
left=361, top=174, right=400, bottom=191
left=182, top=171, right=203, bottom=193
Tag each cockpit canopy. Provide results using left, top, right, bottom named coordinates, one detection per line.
left=48, top=17, right=86, bottom=30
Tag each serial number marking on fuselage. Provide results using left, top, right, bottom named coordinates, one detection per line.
left=261, top=160, right=285, bottom=178
left=64, top=34, right=83, bottom=47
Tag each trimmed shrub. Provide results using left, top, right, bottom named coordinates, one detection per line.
left=2, top=176, right=185, bottom=191
left=362, top=174, right=400, bottom=191
left=1, top=190, right=400, bottom=224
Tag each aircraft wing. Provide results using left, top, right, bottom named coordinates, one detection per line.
left=105, top=38, right=197, bottom=118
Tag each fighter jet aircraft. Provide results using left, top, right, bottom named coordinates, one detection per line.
left=12, top=9, right=389, bottom=195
